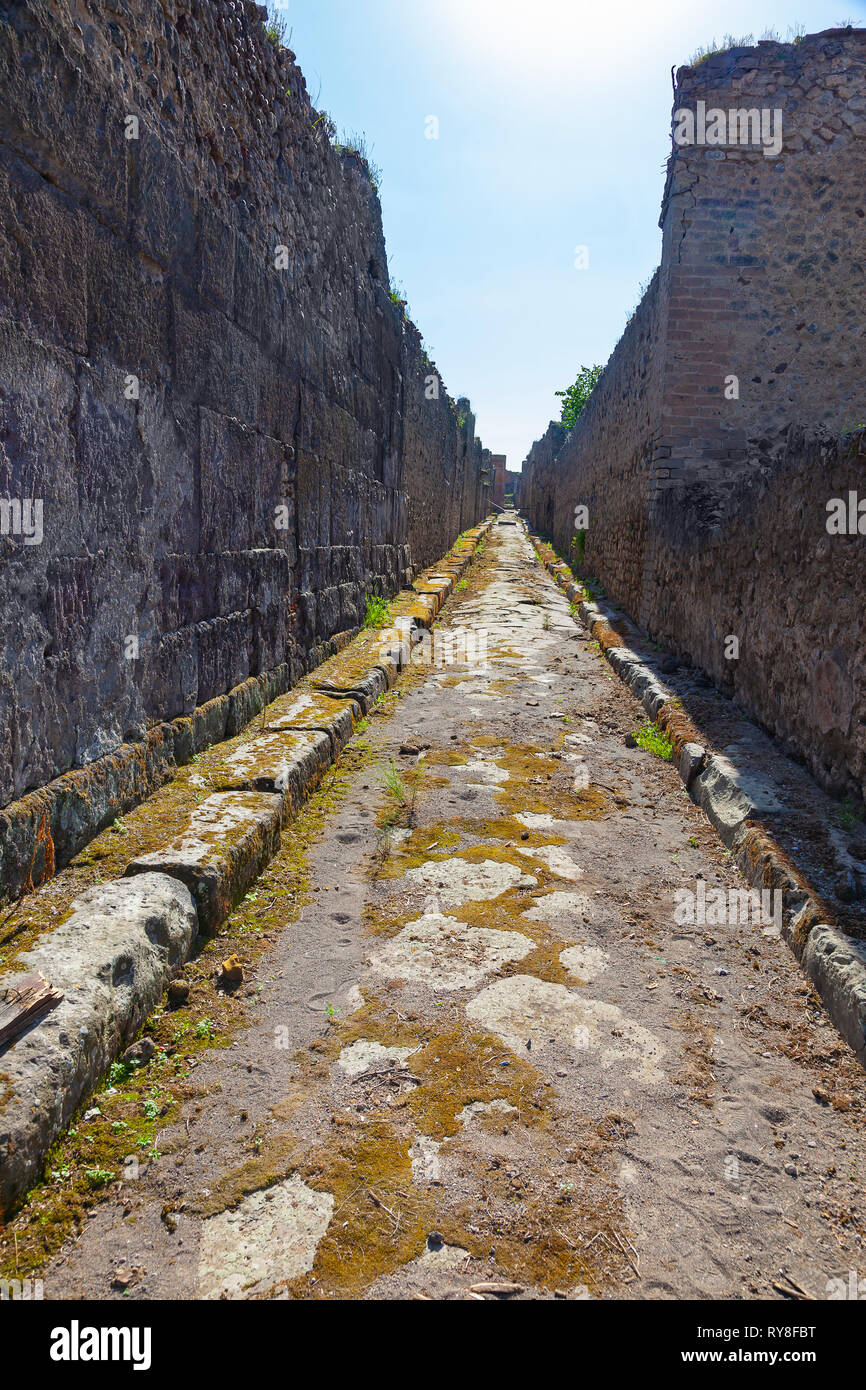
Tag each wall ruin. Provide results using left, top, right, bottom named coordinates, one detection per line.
left=521, top=28, right=866, bottom=803
left=0, top=0, right=491, bottom=815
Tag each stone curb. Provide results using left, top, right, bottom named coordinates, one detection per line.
left=0, top=521, right=493, bottom=1215
left=528, top=529, right=866, bottom=1070
left=125, top=791, right=284, bottom=935
left=0, top=522, right=494, bottom=909
left=0, top=873, right=198, bottom=1216
left=0, top=647, right=331, bottom=908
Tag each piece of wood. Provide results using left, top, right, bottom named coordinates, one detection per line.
left=469, top=1281, right=525, bottom=1297
left=772, top=1276, right=815, bottom=1301
left=0, top=971, right=63, bottom=1048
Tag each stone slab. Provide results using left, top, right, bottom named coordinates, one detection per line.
left=265, top=689, right=361, bottom=756
left=0, top=872, right=198, bottom=1216
left=802, top=925, right=866, bottom=1067
left=218, top=727, right=332, bottom=815
left=197, top=1175, right=334, bottom=1299
left=124, top=791, right=282, bottom=932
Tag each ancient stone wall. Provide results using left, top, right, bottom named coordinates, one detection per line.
left=0, top=0, right=489, bottom=811
left=648, top=426, right=866, bottom=800
left=521, top=28, right=866, bottom=803
left=400, top=333, right=489, bottom=570
left=491, top=454, right=507, bottom=508
left=524, top=268, right=666, bottom=617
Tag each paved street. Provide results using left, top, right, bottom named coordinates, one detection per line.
left=32, top=518, right=866, bottom=1300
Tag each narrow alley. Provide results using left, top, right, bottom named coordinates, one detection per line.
left=17, top=517, right=863, bottom=1302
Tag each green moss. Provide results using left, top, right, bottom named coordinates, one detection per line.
left=451, top=815, right=564, bottom=847
left=371, top=824, right=462, bottom=879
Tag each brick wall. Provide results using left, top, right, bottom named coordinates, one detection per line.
left=523, top=266, right=667, bottom=617
left=491, top=455, right=507, bottom=508
left=521, top=27, right=866, bottom=803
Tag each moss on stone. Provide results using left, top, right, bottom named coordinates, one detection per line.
left=0, top=736, right=377, bottom=1276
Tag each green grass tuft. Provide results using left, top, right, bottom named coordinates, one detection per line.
left=335, top=130, right=382, bottom=190
left=837, top=797, right=864, bottom=832
left=633, top=722, right=675, bottom=761
left=362, top=595, right=391, bottom=630
left=689, top=26, right=805, bottom=64
left=263, top=4, right=290, bottom=48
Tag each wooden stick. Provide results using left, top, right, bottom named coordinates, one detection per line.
left=0, top=972, right=63, bottom=1048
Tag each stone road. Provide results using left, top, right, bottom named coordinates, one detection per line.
left=33, top=517, right=866, bottom=1300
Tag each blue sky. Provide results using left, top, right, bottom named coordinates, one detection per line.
left=275, top=0, right=865, bottom=469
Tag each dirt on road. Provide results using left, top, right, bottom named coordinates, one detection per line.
left=5, top=518, right=864, bottom=1301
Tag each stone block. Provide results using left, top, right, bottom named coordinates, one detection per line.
left=0, top=873, right=198, bottom=1216
left=0, top=149, right=86, bottom=354
left=197, top=203, right=235, bottom=315
left=125, top=791, right=282, bottom=932
left=129, top=128, right=196, bottom=274
left=86, top=218, right=168, bottom=382
left=172, top=288, right=259, bottom=422
left=678, top=741, right=707, bottom=789
left=267, top=689, right=361, bottom=755
left=802, top=926, right=866, bottom=1067
left=220, top=727, right=332, bottom=814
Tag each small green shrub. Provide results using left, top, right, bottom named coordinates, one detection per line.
left=381, top=760, right=407, bottom=804
left=363, top=595, right=391, bottom=629
left=556, top=365, right=602, bottom=431
left=109, top=1059, right=137, bottom=1085
left=263, top=4, right=290, bottom=48
left=633, top=722, right=674, bottom=761
left=84, top=1168, right=115, bottom=1189
left=379, top=757, right=422, bottom=830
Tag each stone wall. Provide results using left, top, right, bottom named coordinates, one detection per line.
left=491, top=454, right=507, bottom=508
left=647, top=426, right=866, bottom=800
left=524, top=268, right=667, bottom=618
left=521, top=28, right=866, bottom=803
left=0, top=0, right=490, bottom=812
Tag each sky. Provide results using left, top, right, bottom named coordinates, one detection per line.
left=274, top=0, right=865, bottom=469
